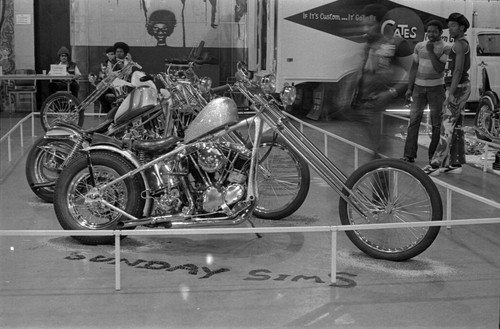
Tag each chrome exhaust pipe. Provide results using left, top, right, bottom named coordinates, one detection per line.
left=117, top=201, right=254, bottom=229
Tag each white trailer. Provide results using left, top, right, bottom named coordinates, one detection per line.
left=246, top=0, right=500, bottom=118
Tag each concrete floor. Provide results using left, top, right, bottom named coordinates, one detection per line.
left=0, top=112, right=499, bottom=328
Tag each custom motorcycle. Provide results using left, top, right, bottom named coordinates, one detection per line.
left=39, top=60, right=142, bottom=131
left=26, top=70, right=166, bottom=202
left=28, top=63, right=309, bottom=221
left=53, top=62, right=442, bottom=261
left=474, top=61, right=500, bottom=142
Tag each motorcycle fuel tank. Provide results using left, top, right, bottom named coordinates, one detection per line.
left=115, top=86, right=158, bottom=125
left=184, top=97, right=239, bottom=143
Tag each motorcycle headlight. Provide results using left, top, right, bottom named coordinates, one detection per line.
left=280, top=83, right=296, bottom=106
left=260, top=74, right=276, bottom=93
left=199, top=76, right=212, bottom=94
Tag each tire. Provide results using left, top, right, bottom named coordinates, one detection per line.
left=338, top=159, right=442, bottom=261
left=474, top=96, right=495, bottom=141
left=54, top=151, right=145, bottom=245
left=40, top=92, right=83, bottom=132
left=25, top=137, right=77, bottom=202
left=253, top=136, right=310, bottom=219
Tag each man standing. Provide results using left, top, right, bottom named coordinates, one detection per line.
left=353, top=4, right=412, bottom=158
left=401, top=20, right=450, bottom=163
left=423, top=13, right=471, bottom=175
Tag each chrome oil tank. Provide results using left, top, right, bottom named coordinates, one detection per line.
left=114, top=86, right=158, bottom=125
left=184, top=97, right=239, bottom=143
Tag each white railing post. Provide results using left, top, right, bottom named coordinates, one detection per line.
left=354, top=147, right=359, bottom=169
left=330, top=228, right=337, bottom=285
left=483, top=144, right=489, bottom=172
left=380, top=112, right=384, bottom=135
left=446, top=188, right=452, bottom=229
left=32, top=112, right=35, bottom=137
left=324, top=134, right=328, bottom=157
left=115, top=232, right=121, bottom=291
left=20, top=123, right=24, bottom=148
left=7, top=135, right=12, bottom=162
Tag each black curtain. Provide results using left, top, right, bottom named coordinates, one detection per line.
left=34, top=0, right=70, bottom=106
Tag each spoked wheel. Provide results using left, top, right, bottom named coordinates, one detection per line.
left=474, top=96, right=496, bottom=141
left=25, top=137, right=77, bottom=202
left=40, top=92, right=83, bottom=131
left=339, top=159, right=442, bottom=261
left=54, top=151, right=145, bottom=245
left=253, top=136, right=310, bottom=219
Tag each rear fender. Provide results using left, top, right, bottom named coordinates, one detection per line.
left=483, top=91, right=500, bottom=106
left=82, top=145, right=153, bottom=216
left=44, top=126, right=82, bottom=141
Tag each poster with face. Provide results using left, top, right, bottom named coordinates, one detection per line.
left=71, top=0, right=247, bottom=49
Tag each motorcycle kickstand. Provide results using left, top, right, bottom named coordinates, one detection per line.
left=247, top=219, right=263, bottom=238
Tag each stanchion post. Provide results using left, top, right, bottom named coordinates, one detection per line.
left=446, top=189, right=452, bottom=229
left=115, top=231, right=121, bottom=291
left=380, top=111, right=384, bottom=135
left=330, top=229, right=337, bottom=285
left=8, top=135, right=12, bottom=162
left=354, top=147, right=359, bottom=170
left=31, top=112, right=35, bottom=137
left=324, top=135, right=328, bottom=157
left=20, top=123, right=24, bottom=148
left=483, top=144, right=489, bottom=172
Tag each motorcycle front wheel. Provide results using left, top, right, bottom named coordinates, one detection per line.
left=474, top=96, right=495, bottom=141
left=40, top=92, right=83, bottom=131
left=253, top=136, right=310, bottom=219
left=338, top=159, right=442, bottom=261
left=25, top=137, right=77, bottom=202
left=54, top=151, right=145, bottom=245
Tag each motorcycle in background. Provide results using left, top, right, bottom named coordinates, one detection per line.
left=39, top=60, right=144, bottom=131
left=27, top=63, right=309, bottom=221
left=474, top=61, right=500, bottom=142
left=26, top=70, right=167, bottom=202
left=53, top=62, right=442, bottom=261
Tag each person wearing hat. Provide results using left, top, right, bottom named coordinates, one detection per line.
left=48, top=46, right=82, bottom=98
left=423, top=13, right=471, bottom=176
left=105, top=46, right=116, bottom=64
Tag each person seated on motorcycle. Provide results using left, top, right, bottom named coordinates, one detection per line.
left=88, top=46, right=119, bottom=113
left=109, top=42, right=134, bottom=73
left=48, top=46, right=82, bottom=98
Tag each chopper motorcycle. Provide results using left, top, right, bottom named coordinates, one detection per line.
left=28, top=63, right=309, bottom=220
left=26, top=67, right=166, bottom=202
left=53, top=62, right=442, bottom=261
left=474, top=61, right=500, bottom=142
left=39, top=60, right=142, bottom=132
left=159, top=61, right=310, bottom=219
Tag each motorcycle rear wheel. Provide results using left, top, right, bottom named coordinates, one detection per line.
left=253, top=136, right=310, bottom=219
left=54, top=151, right=145, bottom=245
left=25, top=137, right=77, bottom=202
left=474, top=96, right=495, bottom=141
left=40, top=92, right=84, bottom=131
left=338, top=159, right=442, bottom=261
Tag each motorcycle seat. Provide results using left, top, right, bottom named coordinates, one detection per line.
left=85, top=118, right=114, bottom=134
left=132, top=136, right=181, bottom=154
left=55, top=121, right=83, bottom=131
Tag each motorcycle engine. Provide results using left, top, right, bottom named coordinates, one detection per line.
left=147, top=141, right=251, bottom=216
left=194, top=141, right=251, bottom=213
